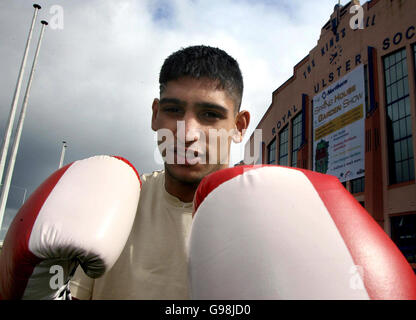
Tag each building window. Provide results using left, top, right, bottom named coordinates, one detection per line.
left=291, top=112, right=303, bottom=167
left=391, top=215, right=416, bottom=274
left=267, top=138, right=276, bottom=165
left=414, top=44, right=416, bottom=74
left=351, top=176, right=365, bottom=194
left=364, top=64, right=370, bottom=114
left=278, top=125, right=289, bottom=166
left=383, top=48, right=415, bottom=184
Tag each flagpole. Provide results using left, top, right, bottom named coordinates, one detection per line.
left=59, top=141, right=67, bottom=169
left=0, top=4, right=41, bottom=188
left=0, top=20, right=48, bottom=232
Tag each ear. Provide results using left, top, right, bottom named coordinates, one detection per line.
left=233, top=110, right=250, bottom=143
left=151, top=98, right=160, bottom=132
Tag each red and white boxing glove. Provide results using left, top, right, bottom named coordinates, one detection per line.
left=0, top=155, right=141, bottom=300
left=189, top=165, right=416, bottom=300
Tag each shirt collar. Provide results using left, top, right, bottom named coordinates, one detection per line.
left=161, top=173, right=194, bottom=209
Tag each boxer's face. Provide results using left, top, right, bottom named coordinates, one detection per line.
left=152, top=76, right=248, bottom=185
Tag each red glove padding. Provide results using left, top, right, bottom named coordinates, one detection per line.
left=189, top=165, right=416, bottom=299
left=0, top=155, right=141, bottom=300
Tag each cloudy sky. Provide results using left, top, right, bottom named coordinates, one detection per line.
left=0, top=0, right=341, bottom=238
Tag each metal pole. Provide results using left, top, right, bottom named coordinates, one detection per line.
left=0, top=4, right=41, bottom=187
left=22, top=187, right=27, bottom=205
left=0, top=183, right=28, bottom=205
left=59, top=141, right=67, bottom=169
left=0, top=20, right=48, bottom=231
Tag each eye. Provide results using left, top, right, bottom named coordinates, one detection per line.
left=200, top=111, right=224, bottom=120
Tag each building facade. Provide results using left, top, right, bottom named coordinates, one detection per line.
left=245, top=0, right=416, bottom=272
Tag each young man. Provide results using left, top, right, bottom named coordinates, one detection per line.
left=69, top=45, right=250, bottom=299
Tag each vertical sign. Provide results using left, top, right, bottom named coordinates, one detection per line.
left=313, top=65, right=366, bottom=182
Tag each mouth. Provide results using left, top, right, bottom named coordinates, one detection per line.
left=167, top=147, right=205, bottom=166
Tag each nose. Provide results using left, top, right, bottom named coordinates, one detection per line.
left=177, top=116, right=201, bottom=145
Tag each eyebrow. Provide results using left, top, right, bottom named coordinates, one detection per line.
left=195, top=102, right=229, bottom=115
left=159, top=98, right=186, bottom=107
left=159, top=98, right=229, bottom=115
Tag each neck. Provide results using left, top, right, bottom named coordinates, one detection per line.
left=164, top=169, right=200, bottom=203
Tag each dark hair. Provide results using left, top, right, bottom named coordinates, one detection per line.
left=159, top=45, right=243, bottom=112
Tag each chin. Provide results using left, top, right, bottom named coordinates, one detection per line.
left=165, top=163, right=222, bottom=185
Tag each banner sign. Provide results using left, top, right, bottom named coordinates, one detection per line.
left=313, top=65, right=366, bottom=183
